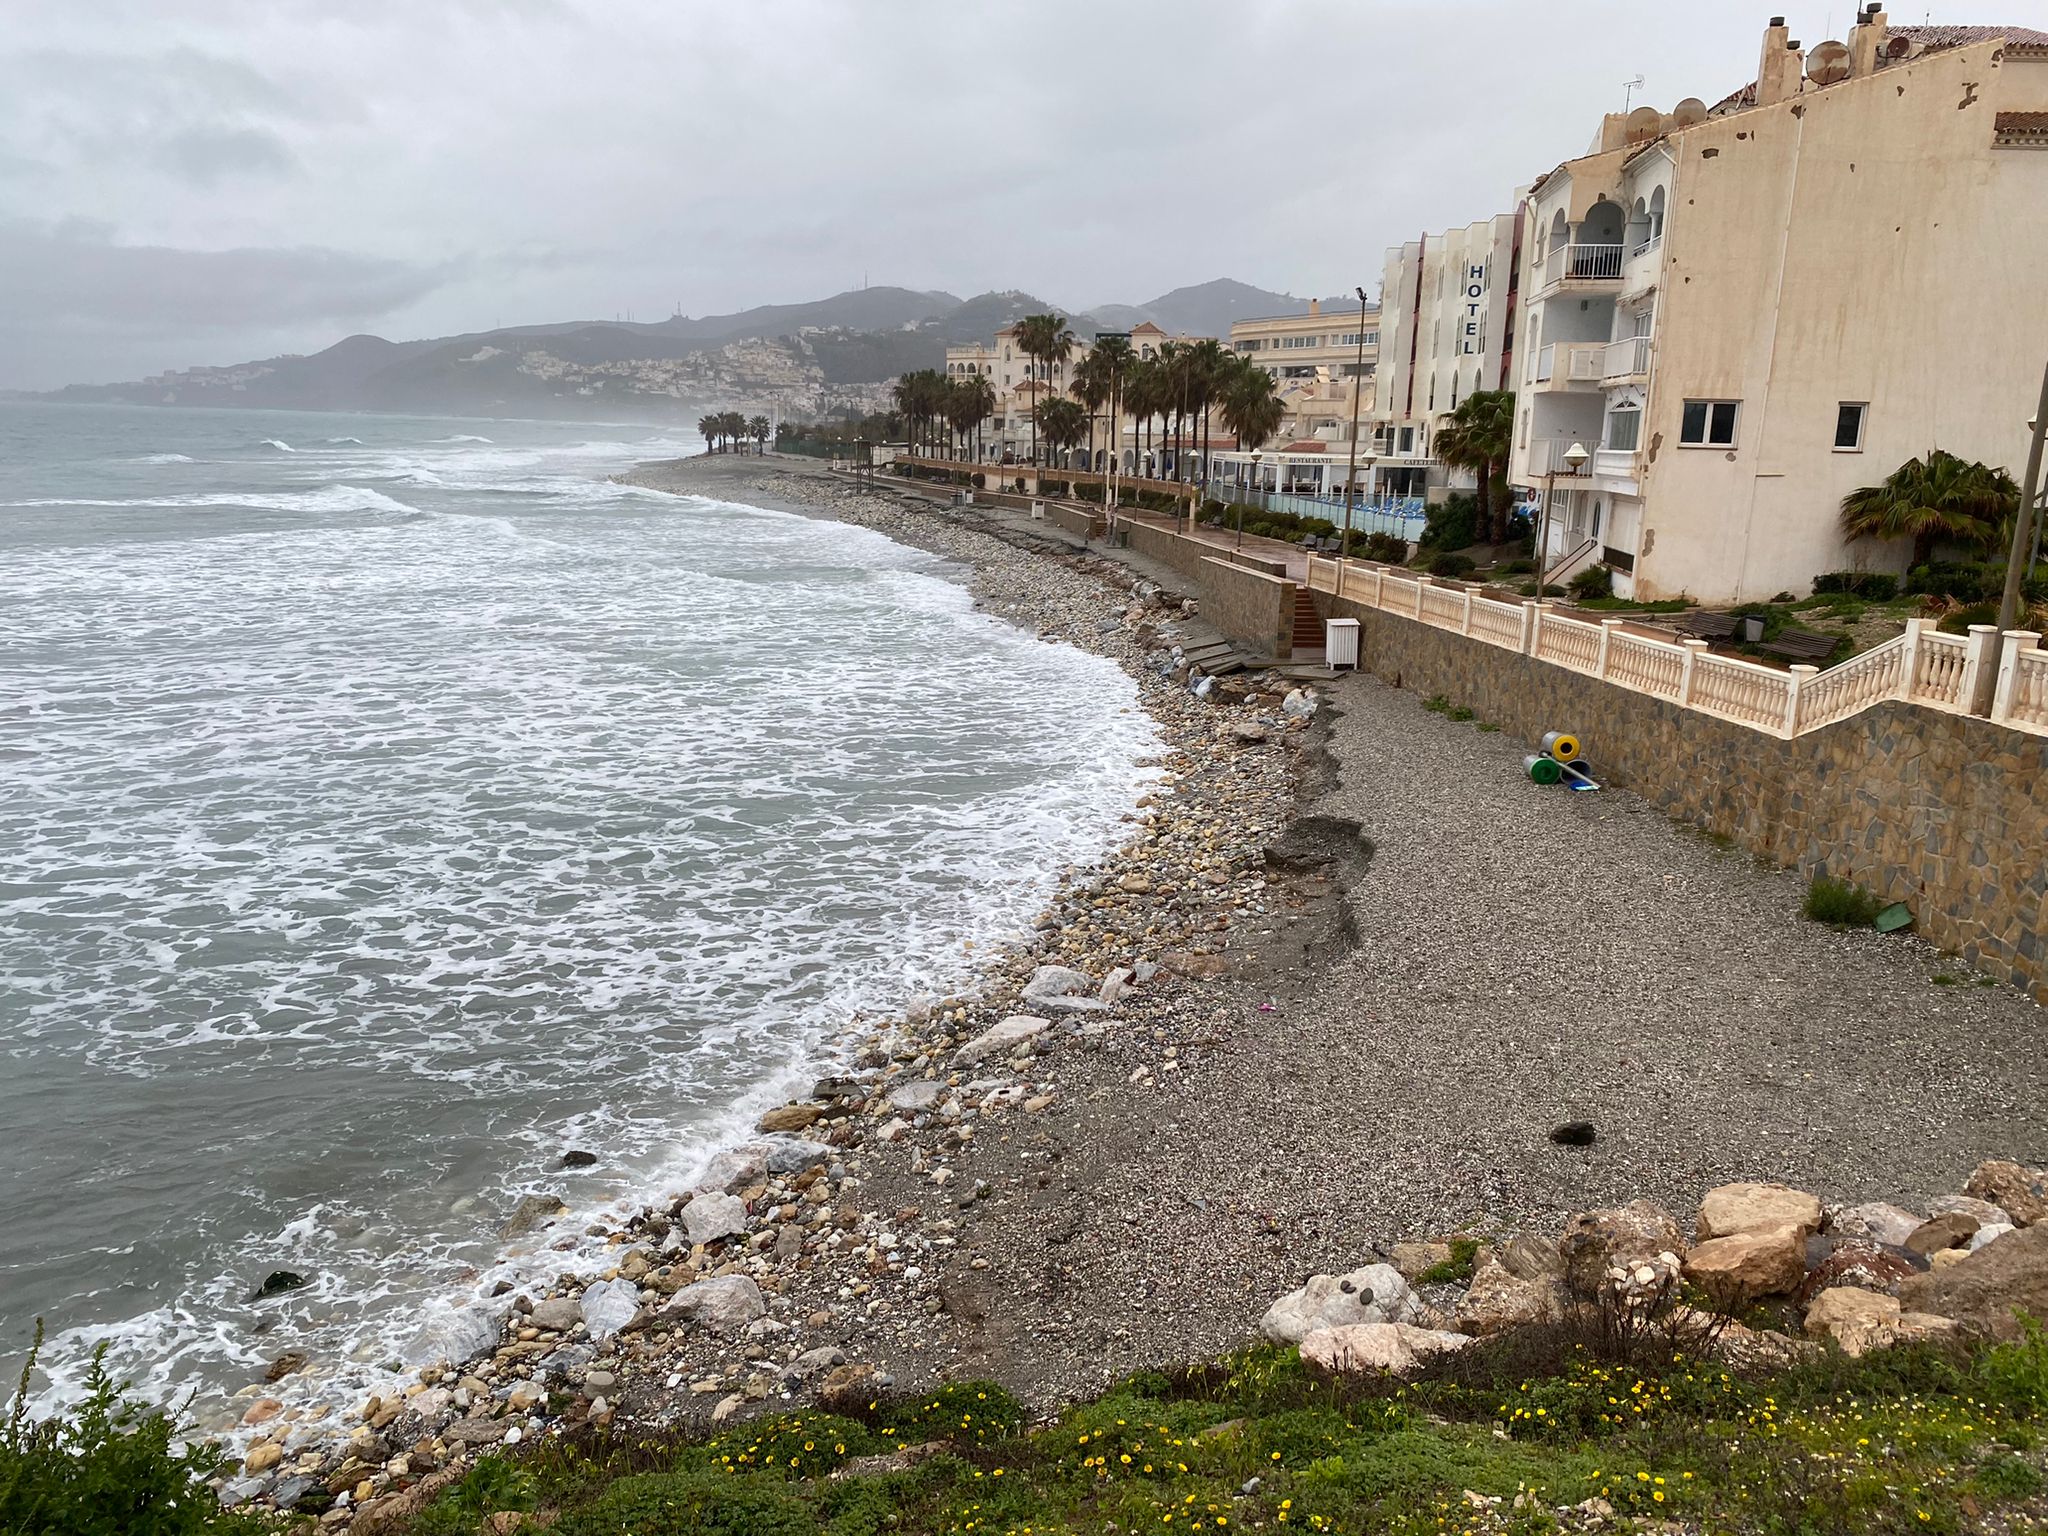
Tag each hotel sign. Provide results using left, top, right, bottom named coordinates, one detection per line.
left=1459, top=262, right=1488, bottom=356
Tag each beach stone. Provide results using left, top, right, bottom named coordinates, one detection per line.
left=1456, top=1258, right=1566, bottom=1335
left=1682, top=1223, right=1806, bottom=1307
left=888, top=1081, right=945, bottom=1113
left=1698, top=1182, right=1823, bottom=1242
left=1021, top=965, right=1108, bottom=1013
left=241, top=1397, right=284, bottom=1426
left=580, top=1279, right=640, bottom=1342
left=559, top=1149, right=598, bottom=1169
left=403, top=1305, right=502, bottom=1367
left=1929, top=1194, right=2010, bottom=1227
left=953, top=1016, right=1050, bottom=1067
left=528, top=1297, right=581, bottom=1334
left=764, top=1138, right=832, bottom=1175
left=875, top=1118, right=911, bottom=1143
left=1388, top=1242, right=1452, bottom=1281
left=817, top=1363, right=880, bottom=1412
left=669, top=1275, right=765, bottom=1334
left=1969, top=1222, right=2017, bottom=1251
left=1797, top=1241, right=1918, bottom=1303
left=1828, top=1202, right=1923, bottom=1247
left=756, top=1103, right=825, bottom=1134
left=1905, top=1211, right=1979, bottom=1256
left=1558, top=1200, right=1685, bottom=1297
left=1806, top=1288, right=1910, bottom=1357
left=445, top=1418, right=506, bottom=1447
left=1963, top=1160, right=2048, bottom=1226
left=243, top=1441, right=284, bottom=1474
left=250, top=1270, right=308, bottom=1302
left=264, top=1352, right=309, bottom=1383
left=695, top=1146, right=769, bottom=1194
left=1298, top=1322, right=1471, bottom=1376
left=683, top=1193, right=749, bottom=1246
left=500, top=1195, right=567, bottom=1239
left=1260, top=1265, right=1420, bottom=1345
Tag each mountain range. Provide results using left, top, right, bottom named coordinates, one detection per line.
left=34, top=279, right=1346, bottom=424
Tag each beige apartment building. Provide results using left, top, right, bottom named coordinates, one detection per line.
left=1509, top=11, right=2048, bottom=602
left=1204, top=300, right=1381, bottom=500
left=944, top=320, right=1201, bottom=468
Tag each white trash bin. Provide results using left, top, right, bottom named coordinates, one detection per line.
left=1324, top=617, right=1360, bottom=669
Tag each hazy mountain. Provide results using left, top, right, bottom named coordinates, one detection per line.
left=38, top=279, right=1327, bottom=423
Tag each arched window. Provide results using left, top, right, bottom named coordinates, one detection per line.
left=1648, top=186, right=1666, bottom=242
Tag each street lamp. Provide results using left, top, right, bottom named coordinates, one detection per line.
left=1340, top=285, right=1370, bottom=565
left=1238, top=450, right=1263, bottom=549
left=1535, top=441, right=1590, bottom=597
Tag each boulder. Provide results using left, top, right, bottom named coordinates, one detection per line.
left=1963, top=1160, right=2048, bottom=1227
left=1905, top=1211, right=1979, bottom=1256
left=756, top=1103, right=826, bottom=1134
left=1930, top=1194, right=2011, bottom=1227
left=1682, top=1223, right=1806, bottom=1307
left=1260, top=1265, right=1421, bottom=1344
left=580, top=1279, right=640, bottom=1342
left=1558, top=1201, right=1685, bottom=1297
left=887, top=1080, right=946, bottom=1113
left=1697, top=1182, right=1823, bottom=1242
left=1970, top=1222, right=2017, bottom=1252
left=1828, top=1202, right=1923, bottom=1248
left=695, top=1146, right=770, bottom=1194
left=1805, top=1287, right=1957, bottom=1357
left=1796, top=1241, right=1919, bottom=1304
left=1021, top=966, right=1108, bottom=1013
left=243, top=1442, right=284, bottom=1474
left=669, top=1275, right=766, bottom=1334
left=1899, top=1225, right=2048, bottom=1340
left=764, top=1138, right=833, bottom=1176
left=953, top=1016, right=1050, bottom=1067
left=1456, top=1259, right=1567, bottom=1335
left=500, top=1195, right=567, bottom=1239
left=817, top=1363, right=880, bottom=1413
left=1299, top=1322, right=1472, bottom=1375
left=682, top=1193, right=750, bottom=1246
left=1389, top=1242, right=1453, bottom=1282
left=528, top=1297, right=582, bottom=1334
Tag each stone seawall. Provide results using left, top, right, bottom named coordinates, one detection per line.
left=1201, top=558, right=1297, bottom=662
left=1045, top=504, right=1104, bottom=542
left=1312, top=591, right=2048, bottom=1002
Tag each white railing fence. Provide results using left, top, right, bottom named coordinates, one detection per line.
left=1302, top=557, right=2044, bottom=741
left=1542, top=242, right=1626, bottom=286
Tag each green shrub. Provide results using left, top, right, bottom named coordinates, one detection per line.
left=1418, top=1237, right=1482, bottom=1285
left=1813, top=570, right=1897, bottom=600
left=1362, top=532, right=1408, bottom=564
left=556, top=1471, right=814, bottom=1536
left=1420, top=494, right=1479, bottom=553
left=0, top=1328, right=273, bottom=1536
left=1568, top=564, right=1614, bottom=600
left=1422, top=695, right=1451, bottom=714
left=1939, top=600, right=2000, bottom=635
left=877, top=1381, right=1022, bottom=1446
left=1906, top=562, right=2000, bottom=603
left=1804, top=875, right=1884, bottom=928
left=411, top=1454, right=538, bottom=1534
left=1498, top=558, right=1536, bottom=575
left=1427, top=552, right=1476, bottom=579
left=701, top=1412, right=876, bottom=1479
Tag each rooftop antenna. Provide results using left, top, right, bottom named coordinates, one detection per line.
left=1622, top=74, right=1646, bottom=112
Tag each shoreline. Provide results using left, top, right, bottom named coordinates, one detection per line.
left=225, top=450, right=1336, bottom=1524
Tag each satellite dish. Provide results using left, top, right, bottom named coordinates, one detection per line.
left=1670, top=96, right=1708, bottom=127
left=1884, top=33, right=1917, bottom=58
left=1625, top=105, right=1663, bottom=142
left=1807, top=39, right=1851, bottom=84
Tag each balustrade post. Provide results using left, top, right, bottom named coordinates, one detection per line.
left=1992, top=630, right=2040, bottom=724
left=1783, top=663, right=1819, bottom=736
left=1960, top=624, right=2002, bottom=717
left=1896, top=617, right=1925, bottom=700
left=1596, top=619, right=1621, bottom=679
left=1678, top=638, right=1708, bottom=706
left=1526, top=601, right=1545, bottom=658
left=1413, top=576, right=1428, bottom=620
left=1370, top=566, right=1384, bottom=607
left=1461, top=590, right=1475, bottom=636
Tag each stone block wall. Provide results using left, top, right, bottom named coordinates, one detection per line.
left=1126, top=520, right=1213, bottom=584
left=1311, top=591, right=2048, bottom=1001
left=1045, top=504, right=1104, bottom=542
left=1200, top=558, right=1297, bottom=660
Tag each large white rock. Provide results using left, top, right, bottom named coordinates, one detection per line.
left=528, top=1296, right=583, bottom=1333
left=1021, top=966, right=1108, bottom=1013
left=1828, top=1202, right=1923, bottom=1248
left=580, top=1278, right=641, bottom=1342
left=682, top=1192, right=749, bottom=1246
left=888, top=1080, right=946, bottom=1112
left=1260, top=1265, right=1421, bottom=1344
left=764, top=1138, right=833, bottom=1175
left=953, top=1016, right=1051, bottom=1066
left=1697, top=1182, right=1824, bottom=1241
left=695, top=1146, right=770, bottom=1194
left=1299, top=1322, right=1471, bottom=1375
left=669, top=1275, right=765, bottom=1334
left=401, top=1301, right=505, bottom=1367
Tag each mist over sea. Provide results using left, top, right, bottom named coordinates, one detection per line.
left=0, top=403, right=1154, bottom=1421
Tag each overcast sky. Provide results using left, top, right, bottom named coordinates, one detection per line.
left=0, top=1, right=1970, bottom=390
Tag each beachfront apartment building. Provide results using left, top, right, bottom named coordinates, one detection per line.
left=1368, top=212, right=1523, bottom=505
left=1205, top=300, right=1382, bottom=500
left=1508, top=10, right=2048, bottom=603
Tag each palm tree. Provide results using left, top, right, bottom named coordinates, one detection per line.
left=697, top=414, right=719, bottom=454
left=1220, top=357, right=1286, bottom=511
left=748, top=415, right=771, bottom=455
left=1839, top=450, right=2018, bottom=568
left=1035, top=397, right=1088, bottom=469
left=1013, top=313, right=1075, bottom=466
left=1185, top=338, right=1231, bottom=487
left=959, top=374, right=996, bottom=463
left=1087, top=333, right=1135, bottom=481
left=1432, top=389, right=1517, bottom=543
left=1070, top=348, right=1115, bottom=472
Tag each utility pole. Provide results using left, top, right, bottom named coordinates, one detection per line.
left=1995, top=360, right=2048, bottom=635
left=1340, top=286, right=1370, bottom=564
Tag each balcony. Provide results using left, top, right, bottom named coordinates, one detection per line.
left=1531, top=341, right=1607, bottom=391
left=1526, top=439, right=1595, bottom=478
left=1601, top=335, right=1652, bottom=382
left=1540, top=242, right=1625, bottom=293
left=1594, top=447, right=1641, bottom=479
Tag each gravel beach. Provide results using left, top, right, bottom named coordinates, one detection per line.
left=240, top=452, right=2048, bottom=1526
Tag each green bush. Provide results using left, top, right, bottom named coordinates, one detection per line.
left=1499, top=558, right=1536, bottom=575
left=1362, top=532, right=1408, bottom=564
left=556, top=1471, right=814, bottom=1536
left=1939, top=600, right=2000, bottom=635
left=1812, top=570, right=1898, bottom=600
left=0, top=1329, right=273, bottom=1536
left=1902, top=562, right=2043, bottom=604
left=1419, top=494, right=1479, bottom=553
left=1804, top=875, right=1884, bottom=928
left=1568, top=564, right=1614, bottom=600
left=1427, top=552, right=1476, bottom=579
left=877, top=1381, right=1023, bottom=1446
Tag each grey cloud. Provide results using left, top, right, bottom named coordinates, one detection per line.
left=152, top=127, right=299, bottom=185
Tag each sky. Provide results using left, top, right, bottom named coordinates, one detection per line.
left=0, top=0, right=1981, bottom=390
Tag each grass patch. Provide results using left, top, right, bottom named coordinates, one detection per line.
left=1571, top=596, right=1693, bottom=613
left=378, top=1324, right=2048, bottom=1536
left=1421, top=695, right=1450, bottom=714
left=1476, top=721, right=1501, bottom=733
left=1446, top=705, right=1475, bottom=723
left=1804, top=875, right=1885, bottom=928
left=1416, top=1237, right=1482, bottom=1285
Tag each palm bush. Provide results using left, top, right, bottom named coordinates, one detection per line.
left=1839, top=450, right=2018, bottom=567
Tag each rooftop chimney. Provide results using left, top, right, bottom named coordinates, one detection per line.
left=1757, top=17, right=1806, bottom=106
left=1849, top=5, right=1889, bottom=75
left=1308, top=298, right=1320, bottom=316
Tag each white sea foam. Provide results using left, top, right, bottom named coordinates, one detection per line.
left=261, top=438, right=296, bottom=452
left=133, top=453, right=195, bottom=464
left=3, top=423, right=1154, bottom=1429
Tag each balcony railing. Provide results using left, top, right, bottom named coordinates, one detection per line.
left=1601, top=336, right=1652, bottom=380
left=1631, top=233, right=1663, bottom=259
left=1541, top=242, right=1625, bottom=288
left=1534, top=342, right=1607, bottom=387
left=1525, top=439, right=1595, bottom=478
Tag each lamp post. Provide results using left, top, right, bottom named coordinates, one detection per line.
left=1238, top=450, right=1262, bottom=549
left=1340, top=285, right=1370, bottom=564
left=1535, top=441, right=1590, bottom=597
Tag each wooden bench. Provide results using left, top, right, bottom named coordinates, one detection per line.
left=1675, top=611, right=1741, bottom=642
left=1763, top=627, right=1845, bottom=665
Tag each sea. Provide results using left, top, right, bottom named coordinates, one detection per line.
left=0, top=402, right=1156, bottom=1426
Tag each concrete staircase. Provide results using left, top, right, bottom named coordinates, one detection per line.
left=1290, top=586, right=1325, bottom=658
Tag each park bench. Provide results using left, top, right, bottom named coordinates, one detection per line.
left=1763, top=627, right=1845, bottom=665
left=1675, top=611, right=1742, bottom=643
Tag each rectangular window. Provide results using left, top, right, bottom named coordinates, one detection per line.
left=1605, top=405, right=1642, bottom=452
left=1834, top=402, right=1866, bottom=451
left=1679, top=399, right=1740, bottom=447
